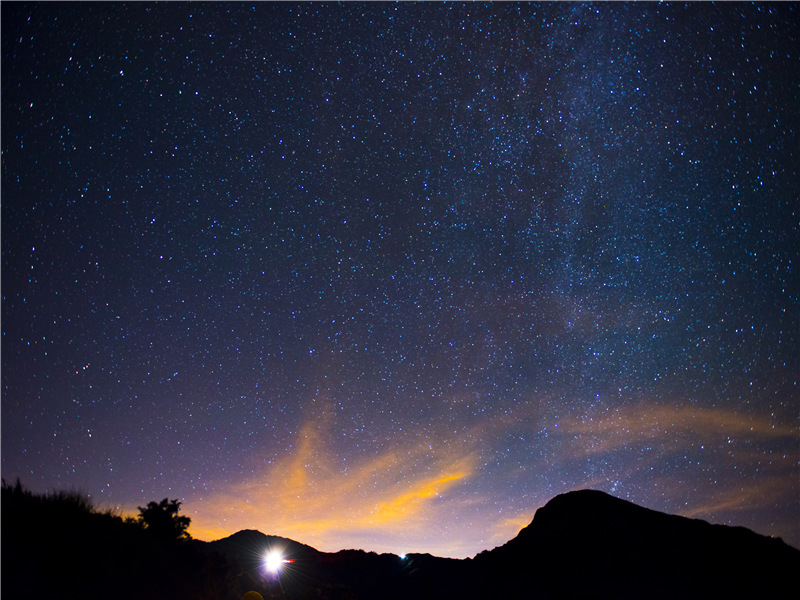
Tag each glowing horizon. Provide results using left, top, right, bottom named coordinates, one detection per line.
left=182, top=400, right=798, bottom=558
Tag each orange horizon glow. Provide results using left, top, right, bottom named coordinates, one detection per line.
left=181, top=399, right=798, bottom=557
left=187, top=400, right=486, bottom=556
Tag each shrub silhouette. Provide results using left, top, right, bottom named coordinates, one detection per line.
left=3, top=480, right=240, bottom=600
left=136, top=497, right=191, bottom=541
left=2, top=476, right=95, bottom=515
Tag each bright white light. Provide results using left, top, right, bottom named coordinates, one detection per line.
left=265, top=550, right=284, bottom=573
left=399, top=553, right=406, bottom=560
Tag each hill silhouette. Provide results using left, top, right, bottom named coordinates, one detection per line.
left=3, top=482, right=797, bottom=599
left=472, top=489, right=799, bottom=599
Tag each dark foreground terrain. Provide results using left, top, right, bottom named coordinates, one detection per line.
left=3, top=482, right=797, bottom=600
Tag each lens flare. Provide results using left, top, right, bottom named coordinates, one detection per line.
left=264, top=550, right=284, bottom=573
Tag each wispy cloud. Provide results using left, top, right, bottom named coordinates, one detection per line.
left=552, top=403, right=798, bottom=458
left=187, top=399, right=800, bottom=555
left=189, top=403, right=480, bottom=555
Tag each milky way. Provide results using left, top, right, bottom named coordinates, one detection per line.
left=2, top=3, right=798, bottom=557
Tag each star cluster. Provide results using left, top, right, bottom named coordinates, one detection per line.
left=2, top=3, right=797, bottom=557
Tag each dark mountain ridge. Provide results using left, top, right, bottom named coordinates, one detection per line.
left=3, top=484, right=797, bottom=600
left=471, top=489, right=798, bottom=599
left=204, top=489, right=798, bottom=600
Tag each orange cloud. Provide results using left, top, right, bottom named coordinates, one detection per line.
left=681, top=476, right=792, bottom=518
left=368, top=467, right=472, bottom=525
left=186, top=397, right=799, bottom=556
left=188, top=403, right=479, bottom=555
left=553, top=403, right=798, bottom=458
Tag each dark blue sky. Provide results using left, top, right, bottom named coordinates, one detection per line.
left=2, top=2, right=797, bottom=556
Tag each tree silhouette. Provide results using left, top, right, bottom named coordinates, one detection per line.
left=137, top=498, right=191, bottom=541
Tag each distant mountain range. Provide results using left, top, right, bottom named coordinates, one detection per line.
left=3, top=485, right=797, bottom=600
left=205, top=489, right=798, bottom=600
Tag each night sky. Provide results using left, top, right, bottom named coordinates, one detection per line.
left=2, top=2, right=798, bottom=558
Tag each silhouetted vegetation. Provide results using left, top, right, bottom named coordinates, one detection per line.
left=2, top=476, right=96, bottom=514
left=136, top=497, right=192, bottom=540
left=1, top=479, right=236, bottom=600
left=3, top=481, right=798, bottom=600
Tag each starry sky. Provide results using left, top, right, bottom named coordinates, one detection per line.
left=2, top=2, right=798, bottom=558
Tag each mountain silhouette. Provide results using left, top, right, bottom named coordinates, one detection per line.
left=470, top=489, right=798, bottom=599
left=210, top=529, right=322, bottom=565
left=3, top=483, right=797, bottom=600
left=203, top=489, right=797, bottom=600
